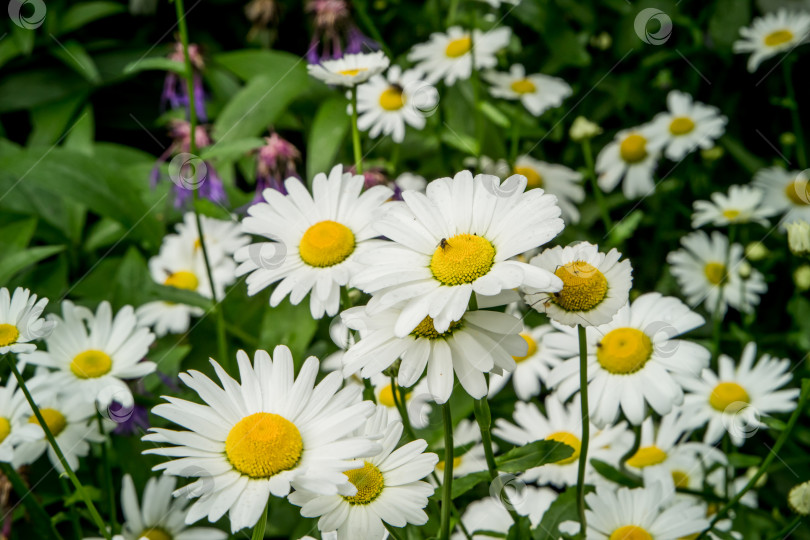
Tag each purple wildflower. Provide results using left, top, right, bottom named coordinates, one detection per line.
left=162, top=42, right=208, bottom=122
left=306, top=0, right=378, bottom=63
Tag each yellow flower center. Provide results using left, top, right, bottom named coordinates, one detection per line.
left=430, top=233, right=495, bottom=286
left=0, top=417, right=10, bottom=443
left=510, top=78, right=537, bottom=94
left=764, top=29, right=794, bottom=47
left=545, top=431, right=581, bottom=465
left=436, top=456, right=463, bottom=471
left=722, top=209, right=741, bottom=221
left=609, top=525, right=653, bottom=540
left=703, top=262, right=726, bottom=285
left=379, top=86, right=405, bottom=111
left=445, top=36, right=472, bottom=58
left=338, top=68, right=368, bottom=76
left=140, top=529, right=173, bottom=540
left=29, top=408, right=67, bottom=437
left=514, top=165, right=543, bottom=188
left=164, top=270, right=199, bottom=291
left=513, top=333, right=538, bottom=363
left=626, top=445, right=668, bottom=468
left=619, top=134, right=648, bottom=164
left=410, top=316, right=462, bottom=339
left=669, top=116, right=695, bottom=136
left=672, top=469, right=690, bottom=488
left=378, top=384, right=411, bottom=408
left=225, top=412, right=303, bottom=478
left=0, top=324, right=20, bottom=347
left=552, top=261, right=608, bottom=312
left=70, top=350, right=113, bottom=379
left=709, top=382, right=750, bottom=412
left=342, top=461, right=384, bottom=505
left=785, top=179, right=810, bottom=206
left=597, top=328, right=653, bottom=375
left=299, top=220, right=356, bottom=268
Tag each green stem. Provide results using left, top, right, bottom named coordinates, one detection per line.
left=469, top=14, right=483, bottom=162
left=509, top=112, right=521, bottom=164
left=96, top=414, right=117, bottom=534
left=768, top=515, right=801, bottom=540
left=362, top=378, right=377, bottom=404
left=4, top=356, right=112, bottom=540
left=174, top=0, right=229, bottom=370
left=391, top=376, right=418, bottom=442
left=439, top=403, right=454, bottom=540
left=582, top=139, right=613, bottom=233
left=474, top=398, right=521, bottom=524
left=784, top=59, right=807, bottom=169
left=697, top=379, right=810, bottom=539
left=0, top=462, right=63, bottom=540
left=576, top=325, right=590, bottom=536
left=351, top=87, right=364, bottom=174
left=60, top=476, right=83, bottom=540
left=446, top=0, right=460, bottom=27
left=383, top=522, right=407, bottom=540
left=251, top=498, right=269, bottom=540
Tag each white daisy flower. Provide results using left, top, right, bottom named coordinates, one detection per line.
left=585, top=483, right=709, bottom=539
left=13, top=386, right=106, bottom=472
left=235, top=164, right=393, bottom=319
left=493, top=395, right=632, bottom=488
left=394, top=172, right=427, bottom=194
left=733, top=9, right=810, bottom=72
left=624, top=413, right=726, bottom=496
left=692, top=185, right=776, bottom=228
left=407, top=26, right=511, bottom=86
left=596, top=125, right=660, bottom=198
left=524, top=242, right=632, bottom=328
left=85, top=474, right=227, bottom=540
left=512, top=155, right=585, bottom=224
left=487, top=324, right=563, bottom=401
left=137, top=233, right=237, bottom=337
left=352, top=170, right=564, bottom=337
left=451, top=487, right=557, bottom=539
left=753, top=166, right=810, bottom=228
left=677, top=342, right=799, bottom=446
left=290, top=406, right=437, bottom=540
left=667, top=231, right=767, bottom=315
left=434, top=419, right=488, bottom=480
left=341, top=304, right=526, bottom=403
left=367, top=373, right=433, bottom=429
left=482, top=64, right=572, bottom=117
left=143, top=346, right=379, bottom=532
left=545, top=292, right=709, bottom=426
left=647, top=90, right=727, bottom=161
left=22, top=300, right=155, bottom=410
left=0, top=287, right=54, bottom=355
left=307, top=51, right=390, bottom=87
left=0, top=377, right=44, bottom=463
left=173, top=212, right=250, bottom=261
left=355, top=66, right=438, bottom=143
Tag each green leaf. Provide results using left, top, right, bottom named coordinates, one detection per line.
left=590, top=458, right=642, bottom=488
left=0, top=147, right=162, bottom=245
left=0, top=245, right=65, bottom=284
left=84, top=218, right=125, bottom=252
left=495, top=440, right=574, bottom=473
left=507, top=517, right=532, bottom=540
left=0, top=218, right=37, bottom=251
left=213, top=67, right=308, bottom=144
left=28, top=95, right=86, bottom=147
left=709, top=0, right=750, bottom=52
left=450, top=470, right=490, bottom=499
left=200, top=138, right=266, bottom=162
left=479, top=101, right=511, bottom=129
left=59, top=2, right=126, bottom=34
left=123, top=57, right=187, bottom=76
left=258, top=299, right=318, bottom=361
left=306, top=96, right=350, bottom=181
left=0, top=68, right=90, bottom=113
left=608, top=209, right=644, bottom=246
left=63, top=104, right=95, bottom=154
left=63, top=486, right=102, bottom=507
left=150, top=284, right=211, bottom=310
left=532, top=486, right=581, bottom=540
left=440, top=128, right=480, bottom=156
left=721, top=135, right=765, bottom=174
left=213, top=49, right=306, bottom=82
left=50, top=40, right=101, bottom=83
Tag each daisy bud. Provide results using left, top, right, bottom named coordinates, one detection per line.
left=738, top=261, right=752, bottom=279
left=780, top=132, right=797, bottom=146
left=700, top=146, right=724, bottom=161
left=745, top=241, right=769, bottom=261
left=789, top=480, right=810, bottom=516
left=589, top=32, right=612, bottom=50
left=570, top=116, right=602, bottom=141
left=794, top=265, right=810, bottom=291
left=746, top=466, right=768, bottom=489
left=787, top=220, right=810, bottom=255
